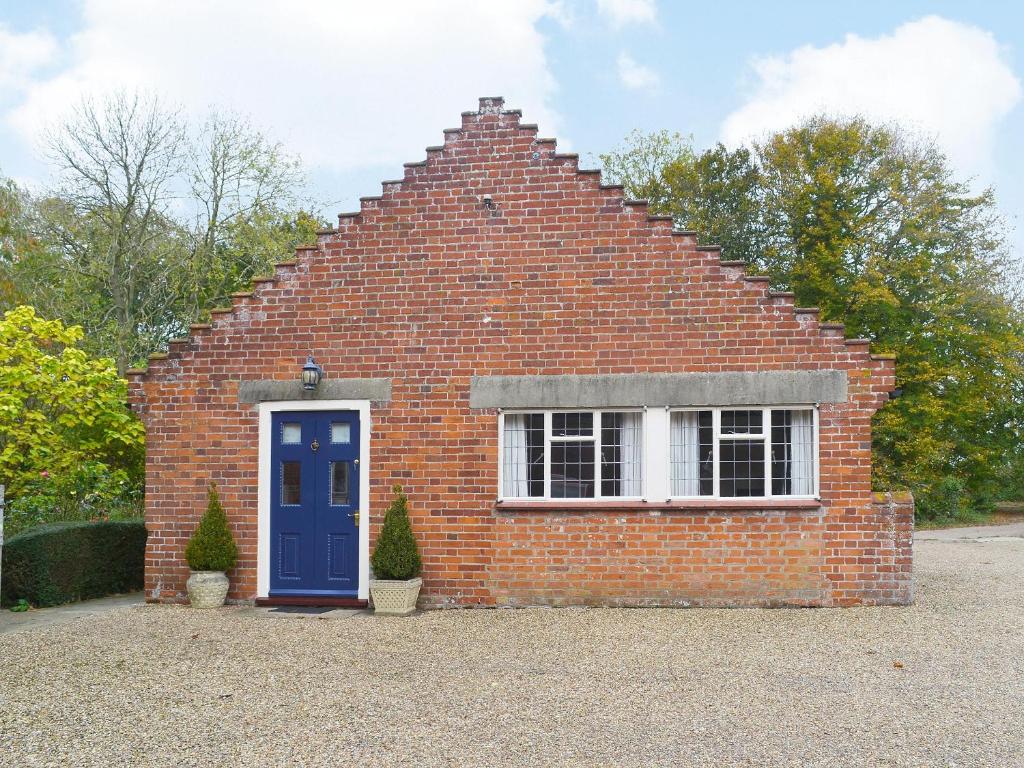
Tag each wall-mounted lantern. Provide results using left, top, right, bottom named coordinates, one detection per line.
left=301, top=355, right=323, bottom=391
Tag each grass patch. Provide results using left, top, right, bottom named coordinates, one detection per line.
left=916, top=510, right=1023, bottom=530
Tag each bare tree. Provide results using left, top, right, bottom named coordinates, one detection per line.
left=10, top=91, right=315, bottom=371
left=44, top=91, right=186, bottom=374
left=187, top=113, right=304, bottom=315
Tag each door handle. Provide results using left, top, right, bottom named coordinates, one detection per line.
left=348, top=511, right=360, bottom=527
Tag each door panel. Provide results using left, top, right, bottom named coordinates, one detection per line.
left=278, top=533, right=301, bottom=579
left=327, top=533, right=352, bottom=581
left=270, top=410, right=360, bottom=596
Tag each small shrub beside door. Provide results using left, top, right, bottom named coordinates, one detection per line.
left=369, top=484, right=422, bottom=615
left=184, top=485, right=238, bottom=608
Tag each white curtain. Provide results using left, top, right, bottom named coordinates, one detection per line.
left=671, top=412, right=700, bottom=496
left=502, top=414, right=529, bottom=497
left=790, top=409, right=814, bottom=495
left=618, top=412, right=643, bottom=496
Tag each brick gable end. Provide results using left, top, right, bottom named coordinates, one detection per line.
left=128, top=97, right=911, bottom=608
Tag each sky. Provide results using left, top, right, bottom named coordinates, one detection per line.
left=1, top=0, right=1023, bottom=261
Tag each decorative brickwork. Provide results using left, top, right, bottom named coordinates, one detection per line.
left=128, top=97, right=912, bottom=608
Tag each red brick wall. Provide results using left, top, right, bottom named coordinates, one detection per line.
left=127, top=97, right=912, bottom=608
left=481, top=493, right=913, bottom=609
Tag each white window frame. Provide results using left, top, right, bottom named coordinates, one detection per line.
left=498, top=408, right=646, bottom=502
left=666, top=405, right=819, bottom=500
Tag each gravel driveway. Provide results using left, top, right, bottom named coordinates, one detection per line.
left=2, top=532, right=1023, bottom=768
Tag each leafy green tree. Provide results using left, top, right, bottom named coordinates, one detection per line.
left=601, top=134, right=763, bottom=264
left=16, top=192, right=190, bottom=372
left=600, top=130, right=696, bottom=212
left=0, top=176, right=42, bottom=309
left=668, top=144, right=763, bottom=266
left=0, top=176, right=24, bottom=281
left=602, top=116, right=1024, bottom=518
left=0, top=305, right=145, bottom=500
left=189, top=207, right=324, bottom=317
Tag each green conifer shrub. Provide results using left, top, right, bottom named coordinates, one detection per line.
left=370, top=484, right=422, bottom=580
left=184, top=484, right=238, bottom=572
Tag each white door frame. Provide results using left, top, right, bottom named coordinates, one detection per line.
left=256, top=399, right=371, bottom=600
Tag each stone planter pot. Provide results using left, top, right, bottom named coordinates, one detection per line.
left=369, top=577, right=422, bottom=616
left=186, top=570, right=229, bottom=609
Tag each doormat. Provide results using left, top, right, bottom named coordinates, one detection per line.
left=268, top=606, right=336, bottom=615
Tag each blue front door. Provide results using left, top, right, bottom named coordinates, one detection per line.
left=270, top=411, right=360, bottom=596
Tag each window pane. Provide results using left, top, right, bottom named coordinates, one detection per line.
left=698, top=413, right=714, bottom=495
left=772, top=409, right=814, bottom=495
left=671, top=411, right=713, bottom=496
left=552, top=412, right=593, bottom=438
left=550, top=441, right=595, bottom=498
left=331, top=462, right=350, bottom=505
left=719, top=439, right=765, bottom=497
left=331, top=423, right=351, bottom=444
left=281, top=461, right=301, bottom=504
left=502, top=413, right=545, bottom=497
left=721, top=410, right=763, bottom=435
left=601, top=412, right=643, bottom=497
left=281, top=423, right=301, bottom=444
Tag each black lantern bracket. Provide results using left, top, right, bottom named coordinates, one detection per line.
left=301, top=354, right=323, bottom=391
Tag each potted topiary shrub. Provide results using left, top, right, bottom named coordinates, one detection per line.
left=369, top=484, right=423, bottom=616
left=184, top=484, right=238, bottom=609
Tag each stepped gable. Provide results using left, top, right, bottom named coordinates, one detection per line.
left=126, top=97, right=894, bottom=387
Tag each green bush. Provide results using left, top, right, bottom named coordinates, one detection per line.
left=0, top=305, right=145, bottom=502
left=370, top=484, right=422, bottom=581
left=916, top=476, right=972, bottom=522
left=4, top=461, right=143, bottom=537
left=1, top=519, right=147, bottom=607
left=184, top=484, right=238, bottom=572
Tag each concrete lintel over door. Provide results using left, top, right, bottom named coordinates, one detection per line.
left=239, top=378, right=391, bottom=404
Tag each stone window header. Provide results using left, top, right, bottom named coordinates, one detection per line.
left=469, top=371, right=847, bottom=409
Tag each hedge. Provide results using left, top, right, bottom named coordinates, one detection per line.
left=1, top=519, right=147, bottom=608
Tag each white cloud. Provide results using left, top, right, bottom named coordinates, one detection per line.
left=617, top=53, right=660, bottom=91
left=0, top=24, right=58, bottom=92
left=595, top=0, right=656, bottom=28
left=721, top=15, right=1022, bottom=180
left=5, top=0, right=563, bottom=173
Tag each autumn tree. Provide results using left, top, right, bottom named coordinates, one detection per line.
left=0, top=305, right=144, bottom=498
left=601, top=117, right=1024, bottom=518
left=601, top=132, right=763, bottom=265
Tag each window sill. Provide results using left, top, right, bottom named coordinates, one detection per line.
left=494, top=498, right=822, bottom=514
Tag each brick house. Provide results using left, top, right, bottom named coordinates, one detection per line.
left=127, top=97, right=913, bottom=609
